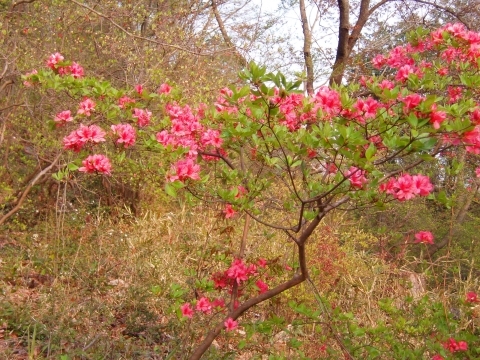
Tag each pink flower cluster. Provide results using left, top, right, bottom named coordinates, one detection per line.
left=132, top=108, right=152, bottom=127
left=47, top=53, right=84, bottom=78
left=443, top=338, right=468, bottom=353
left=380, top=174, right=433, bottom=201
left=180, top=297, right=226, bottom=318
left=63, top=124, right=106, bottom=152
left=466, top=291, right=479, bottom=303
left=346, top=166, right=368, bottom=189
left=156, top=102, right=223, bottom=182
left=79, top=154, right=111, bottom=175
left=414, top=231, right=434, bottom=244
left=77, top=98, right=95, bottom=116
left=54, top=110, right=73, bottom=125
left=111, top=124, right=136, bottom=148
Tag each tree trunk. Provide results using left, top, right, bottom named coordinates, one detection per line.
left=299, top=0, right=314, bottom=95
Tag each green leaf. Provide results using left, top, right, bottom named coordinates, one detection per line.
left=165, top=183, right=177, bottom=197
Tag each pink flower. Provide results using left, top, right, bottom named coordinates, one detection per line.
left=256, top=280, right=269, bottom=294
left=79, top=154, right=112, bottom=175
left=118, top=96, right=135, bottom=109
left=132, top=108, right=152, bottom=127
left=372, top=54, right=386, bottom=69
left=396, top=64, right=416, bottom=82
left=466, top=291, right=479, bottom=303
left=47, top=52, right=64, bottom=69
left=226, top=259, right=249, bottom=284
left=69, top=62, right=84, bottom=78
left=412, top=174, right=434, bottom=196
left=431, top=355, right=444, bottom=360
left=201, top=129, right=223, bottom=148
left=54, top=110, right=73, bottom=125
left=354, top=97, right=379, bottom=120
left=444, top=338, right=468, bottom=353
left=257, top=258, right=267, bottom=268
left=224, top=318, right=238, bottom=331
left=471, top=109, right=480, bottom=125
left=111, top=123, right=136, bottom=148
left=77, top=98, right=95, bottom=116
left=346, top=167, right=368, bottom=189
left=196, top=297, right=212, bottom=314
left=395, top=174, right=416, bottom=201
left=314, top=87, right=342, bottom=117
left=23, top=69, right=38, bottom=87
left=414, top=231, right=434, bottom=245
left=135, top=84, right=143, bottom=95
left=63, top=125, right=106, bottom=151
left=168, top=158, right=200, bottom=182
left=401, top=94, right=423, bottom=111
left=212, top=298, right=225, bottom=309
left=224, top=204, right=236, bottom=219
left=430, top=106, right=447, bottom=129
left=158, top=83, right=171, bottom=94
left=76, top=124, right=106, bottom=144
left=180, top=303, right=194, bottom=318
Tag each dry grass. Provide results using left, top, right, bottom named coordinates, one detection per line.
left=0, top=200, right=479, bottom=359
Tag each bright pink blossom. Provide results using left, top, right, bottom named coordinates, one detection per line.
left=54, top=110, right=73, bottom=125
left=431, top=355, right=444, bottom=360
left=76, top=124, right=106, bottom=144
left=401, top=94, right=423, bottom=111
left=444, top=338, right=468, bottom=353
left=158, top=83, right=171, bottom=94
left=226, top=259, right=251, bottom=284
left=135, top=84, right=143, bottom=95
left=118, top=96, right=135, bottom=109
left=180, top=303, right=194, bottom=318
left=79, top=154, right=112, bottom=175
left=430, top=105, right=447, bottom=129
left=257, top=258, right=267, bottom=268
left=212, top=298, right=225, bottom=309
left=77, top=98, right=95, bottom=116
left=224, top=318, right=238, bottom=331
left=466, top=291, right=479, bottom=303
left=256, top=280, right=269, bottom=294
left=111, top=123, right=136, bottom=148
left=224, top=204, right=236, bottom=219
left=63, top=124, right=106, bottom=151
left=196, top=297, right=212, bottom=314
left=314, top=87, right=342, bottom=117
left=354, top=97, right=379, bottom=120
left=201, top=129, right=223, bottom=148
left=23, top=69, right=38, bottom=87
left=47, top=52, right=64, bottom=69
left=372, top=54, right=386, bottom=69
left=414, top=231, right=434, bottom=245
left=69, top=62, right=84, bottom=78
left=132, top=108, right=152, bottom=127
left=381, top=174, right=433, bottom=201
left=396, top=64, right=416, bottom=82
left=168, top=158, right=200, bottom=182
left=346, top=167, right=368, bottom=189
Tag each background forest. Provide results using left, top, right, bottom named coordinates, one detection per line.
left=1, top=0, right=480, bottom=359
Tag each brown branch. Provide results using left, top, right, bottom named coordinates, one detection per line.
left=0, top=153, right=62, bottom=226
left=330, top=0, right=350, bottom=86
left=299, top=0, right=314, bottom=95
left=67, top=0, right=234, bottom=57
left=211, top=0, right=247, bottom=67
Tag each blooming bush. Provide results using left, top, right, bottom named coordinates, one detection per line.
left=22, top=22, right=480, bottom=358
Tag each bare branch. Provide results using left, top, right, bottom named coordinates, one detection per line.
left=67, top=0, right=235, bottom=57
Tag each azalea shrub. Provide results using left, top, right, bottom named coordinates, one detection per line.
left=23, top=22, right=480, bottom=358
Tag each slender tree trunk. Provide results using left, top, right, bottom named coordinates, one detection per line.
left=299, top=0, right=314, bottom=95
left=211, top=0, right=247, bottom=67
left=330, top=0, right=350, bottom=86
